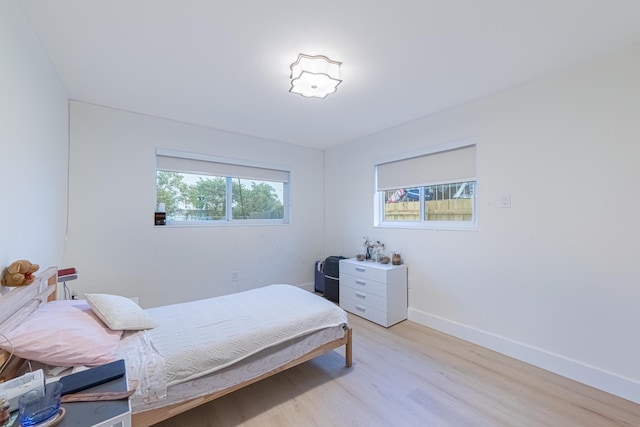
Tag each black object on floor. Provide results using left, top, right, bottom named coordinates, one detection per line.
left=323, top=255, right=346, bottom=302
left=314, top=260, right=325, bottom=294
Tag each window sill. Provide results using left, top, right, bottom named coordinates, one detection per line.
left=155, top=220, right=289, bottom=228
left=375, top=221, right=477, bottom=231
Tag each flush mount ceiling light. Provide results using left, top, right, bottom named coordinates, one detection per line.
left=289, top=54, right=342, bottom=99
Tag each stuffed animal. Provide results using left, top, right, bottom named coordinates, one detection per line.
left=1, top=260, right=40, bottom=287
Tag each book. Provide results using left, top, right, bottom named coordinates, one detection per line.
left=59, top=359, right=125, bottom=396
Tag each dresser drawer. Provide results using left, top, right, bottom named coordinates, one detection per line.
left=340, top=297, right=388, bottom=327
left=340, top=286, right=387, bottom=312
left=339, top=273, right=387, bottom=298
left=339, top=260, right=388, bottom=283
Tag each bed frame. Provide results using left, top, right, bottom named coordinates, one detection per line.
left=134, top=326, right=352, bottom=426
left=0, top=266, right=353, bottom=427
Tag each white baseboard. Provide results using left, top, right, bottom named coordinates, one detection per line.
left=408, top=307, right=640, bottom=404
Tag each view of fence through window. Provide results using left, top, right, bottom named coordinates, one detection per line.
left=157, top=171, right=284, bottom=221
left=383, top=181, right=475, bottom=222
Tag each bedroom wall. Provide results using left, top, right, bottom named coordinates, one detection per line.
left=66, top=102, right=325, bottom=308
left=0, top=0, right=68, bottom=279
left=324, top=44, right=640, bottom=403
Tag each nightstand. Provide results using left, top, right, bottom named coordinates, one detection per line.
left=58, top=372, right=131, bottom=427
left=6, top=372, right=132, bottom=427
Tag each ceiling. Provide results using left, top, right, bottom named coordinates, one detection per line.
left=18, top=0, right=640, bottom=149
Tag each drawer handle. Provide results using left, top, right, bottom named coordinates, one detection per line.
left=355, top=267, right=366, bottom=272
left=355, top=305, right=366, bottom=312
left=355, top=292, right=367, bottom=299
left=355, top=280, right=366, bottom=285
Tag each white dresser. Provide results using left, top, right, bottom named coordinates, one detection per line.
left=339, top=258, right=407, bottom=327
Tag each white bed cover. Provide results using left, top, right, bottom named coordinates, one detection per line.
left=117, top=284, right=349, bottom=406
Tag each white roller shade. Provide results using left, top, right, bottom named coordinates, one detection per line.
left=157, top=154, right=289, bottom=183
left=376, top=144, right=476, bottom=190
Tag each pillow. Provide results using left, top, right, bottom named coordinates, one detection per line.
left=0, top=300, right=122, bottom=367
left=84, top=293, right=157, bottom=331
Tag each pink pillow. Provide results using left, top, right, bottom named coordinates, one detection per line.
left=0, top=300, right=123, bottom=367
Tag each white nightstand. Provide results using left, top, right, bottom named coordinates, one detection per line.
left=339, top=258, right=408, bottom=327
left=6, top=373, right=131, bottom=427
left=58, top=372, right=131, bottom=427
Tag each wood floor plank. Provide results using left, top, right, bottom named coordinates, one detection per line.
left=153, top=314, right=640, bottom=427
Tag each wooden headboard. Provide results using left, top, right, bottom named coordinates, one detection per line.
left=0, top=266, right=58, bottom=382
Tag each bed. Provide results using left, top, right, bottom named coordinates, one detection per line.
left=0, top=267, right=352, bottom=426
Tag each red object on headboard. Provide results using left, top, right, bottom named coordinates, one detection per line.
left=58, top=268, right=76, bottom=277
left=58, top=268, right=78, bottom=282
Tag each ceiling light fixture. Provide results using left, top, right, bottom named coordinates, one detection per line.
left=289, top=54, right=342, bottom=99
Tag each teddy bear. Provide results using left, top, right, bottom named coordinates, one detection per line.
left=1, top=260, right=40, bottom=287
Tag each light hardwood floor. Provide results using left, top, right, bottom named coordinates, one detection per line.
left=155, top=313, right=640, bottom=427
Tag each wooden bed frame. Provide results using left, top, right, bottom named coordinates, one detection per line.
left=133, top=327, right=352, bottom=426
left=0, top=266, right=353, bottom=427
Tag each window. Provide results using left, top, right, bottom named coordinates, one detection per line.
left=156, top=149, right=289, bottom=225
left=375, top=140, right=476, bottom=230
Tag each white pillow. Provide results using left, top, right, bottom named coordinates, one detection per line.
left=84, top=293, right=157, bottom=331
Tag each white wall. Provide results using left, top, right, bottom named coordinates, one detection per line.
left=0, top=0, right=68, bottom=279
left=66, top=102, right=325, bottom=307
left=6, top=0, right=639, bottom=402
left=325, top=44, right=640, bottom=402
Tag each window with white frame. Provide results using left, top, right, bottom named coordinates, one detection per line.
left=375, top=141, right=476, bottom=230
left=156, top=149, right=290, bottom=225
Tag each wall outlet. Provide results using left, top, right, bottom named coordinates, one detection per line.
left=499, top=194, right=512, bottom=208
left=232, top=271, right=239, bottom=281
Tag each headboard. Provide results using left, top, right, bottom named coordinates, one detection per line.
left=0, top=266, right=57, bottom=382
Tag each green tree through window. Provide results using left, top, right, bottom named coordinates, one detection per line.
left=157, top=171, right=284, bottom=223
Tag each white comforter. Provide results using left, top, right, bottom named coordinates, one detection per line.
left=141, top=284, right=348, bottom=387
